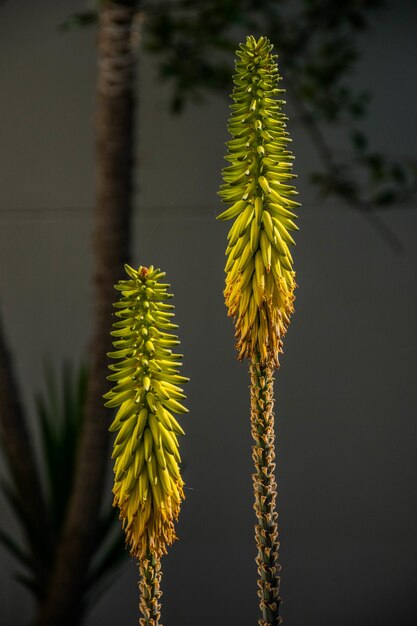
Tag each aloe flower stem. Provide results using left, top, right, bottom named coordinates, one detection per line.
left=139, top=551, right=163, bottom=626
left=250, top=353, right=281, bottom=626
left=218, top=36, right=299, bottom=622
left=105, top=264, right=188, bottom=623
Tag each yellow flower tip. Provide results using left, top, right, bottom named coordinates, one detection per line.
left=226, top=266, right=296, bottom=368
left=105, top=264, right=188, bottom=559
left=218, top=36, right=299, bottom=365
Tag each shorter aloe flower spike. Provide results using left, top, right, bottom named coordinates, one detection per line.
left=104, top=264, right=189, bottom=561
left=218, top=35, right=300, bottom=367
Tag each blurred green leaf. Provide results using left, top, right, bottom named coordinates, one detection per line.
left=60, top=11, right=97, bottom=32
left=60, top=0, right=416, bottom=211
left=374, top=188, right=398, bottom=205
left=351, top=130, right=368, bottom=152
left=0, top=527, right=33, bottom=569
left=15, top=572, right=44, bottom=598
left=367, top=154, right=386, bottom=181
left=0, top=363, right=127, bottom=607
left=390, top=164, right=406, bottom=184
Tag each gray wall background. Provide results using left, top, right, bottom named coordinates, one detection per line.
left=0, top=1, right=416, bottom=625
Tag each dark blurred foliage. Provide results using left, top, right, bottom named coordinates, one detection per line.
left=64, top=0, right=416, bottom=218
left=0, top=364, right=126, bottom=610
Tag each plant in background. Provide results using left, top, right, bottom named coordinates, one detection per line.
left=105, top=264, right=188, bottom=625
left=218, top=36, right=299, bottom=625
left=0, top=364, right=126, bottom=611
left=0, top=2, right=412, bottom=623
left=65, top=1, right=417, bottom=222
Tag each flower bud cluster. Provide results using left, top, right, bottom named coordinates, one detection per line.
left=218, top=36, right=299, bottom=366
left=104, top=264, right=188, bottom=558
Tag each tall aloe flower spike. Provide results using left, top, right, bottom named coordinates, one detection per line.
left=218, top=36, right=300, bottom=625
left=104, top=264, right=188, bottom=626
left=218, top=35, right=299, bottom=368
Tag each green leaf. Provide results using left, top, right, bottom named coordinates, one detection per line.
left=351, top=129, right=367, bottom=152
left=37, top=362, right=87, bottom=531
left=15, top=572, right=43, bottom=599
left=374, top=189, right=397, bottom=206
left=60, top=11, right=98, bottom=32
left=86, top=527, right=127, bottom=604
left=367, top=154, right=385, bottom=182
left=0, top=480, right=30, bottom=532
left=94, top=506, right=119, bottom=550
left=390, top=164, right=406, bottom=184
left=0, top=528, right=33, bottom=570
left=1, top=361, right=126, bottom=606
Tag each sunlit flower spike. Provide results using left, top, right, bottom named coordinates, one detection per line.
left=218, top=34, right=299, bottom=368
left=104, top=264, right=188, bottom=625
left=218, top=36, right=300, bottom=626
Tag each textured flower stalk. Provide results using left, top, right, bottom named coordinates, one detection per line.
left=250, top=355, right=281, bottom=625
left=139, top=550, right=163, bottom=626
left=218, top=36, right=299, bottom=625
left=104, top=264, right=188, bottom=624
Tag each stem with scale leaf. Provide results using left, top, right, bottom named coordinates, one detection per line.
left=139, top=550, right=163, bottom=626
left=250, top=353, right=281, bottom=626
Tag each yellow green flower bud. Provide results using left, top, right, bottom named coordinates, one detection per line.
left=218, top=35, right=300, bottom=367
left=104, top=264, right=188, bottom=559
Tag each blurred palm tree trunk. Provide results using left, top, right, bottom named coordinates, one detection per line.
left=36, top=1, right=137, bottom=623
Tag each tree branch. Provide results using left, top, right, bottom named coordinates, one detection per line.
left=286, top=77, right=403, bottom=253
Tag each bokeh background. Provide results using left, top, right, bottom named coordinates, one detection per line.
left=0, top=1, right=416, bottom=625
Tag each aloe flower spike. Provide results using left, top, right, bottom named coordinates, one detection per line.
left=105, top=264, right=188, bottom=625
left=218, top=34, right=299, bottom=369
left=218, top=36, right=300, bottom=625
